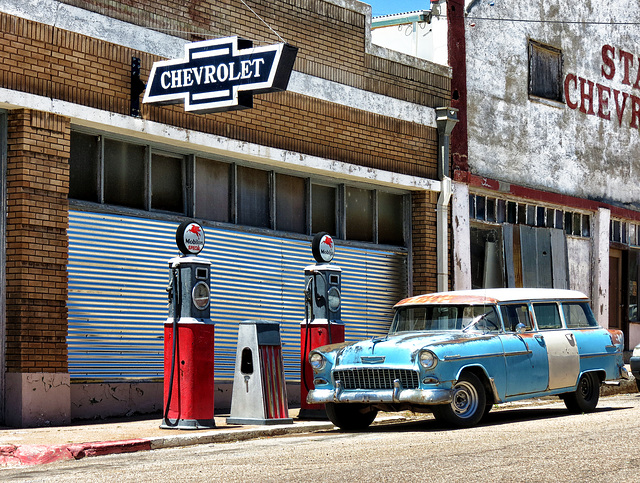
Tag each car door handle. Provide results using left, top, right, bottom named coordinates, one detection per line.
left=534, top=334, right=545, bottom=344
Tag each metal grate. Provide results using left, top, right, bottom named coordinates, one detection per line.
left=333, top=368, right=419, bottom=390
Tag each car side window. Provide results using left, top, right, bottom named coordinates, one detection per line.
left=562, top=302, right=599, bottom=328
left=533, top=303, right=563, bottom=330
left=500, top=304, right=533, bottom=332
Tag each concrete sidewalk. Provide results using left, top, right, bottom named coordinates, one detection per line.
left=1, top=377, right=637, bottom=468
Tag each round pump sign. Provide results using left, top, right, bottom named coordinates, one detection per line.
left=312, top=232, right=335, bottom=263
left=176, top=221, right=205, bottom=255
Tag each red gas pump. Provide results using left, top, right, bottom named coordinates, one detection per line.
left=299, top=233, right=344, bottom=419
left=161, top=221, right=216, bottom=430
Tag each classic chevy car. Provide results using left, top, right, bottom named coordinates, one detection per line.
left=307, top=288, right=628, bottom=429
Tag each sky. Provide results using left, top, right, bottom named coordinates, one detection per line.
left=364, top=1, right=432, bottom=17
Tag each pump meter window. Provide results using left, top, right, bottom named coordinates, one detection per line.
left=192, top=281, right=210, bottom=310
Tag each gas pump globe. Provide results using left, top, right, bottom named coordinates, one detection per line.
left=299, top=232, right=345, bottom=419
left=162, top=221, right=216, bottom=430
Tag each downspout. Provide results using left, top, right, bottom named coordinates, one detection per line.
left=436, top=107, right=458, bottom=292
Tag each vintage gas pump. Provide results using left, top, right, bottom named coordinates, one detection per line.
left=299, top=232, right=344, bottom=419
left=161, top=221, right=216, bottom=430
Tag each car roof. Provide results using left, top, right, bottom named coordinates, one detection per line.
left=394, top=288, right=589, bottom=307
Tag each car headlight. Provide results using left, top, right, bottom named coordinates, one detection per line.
left=419, top=350, right=438, bottom=370
left=309, top=351, right=326, bottom=371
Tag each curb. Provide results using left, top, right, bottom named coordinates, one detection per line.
left=1, top=381, right=636, bottom=468
left=0, top=439, right=151, bottom=467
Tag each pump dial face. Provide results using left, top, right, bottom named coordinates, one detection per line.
left=328, top=286, right=341, bottom=311
left=192, top=281, right=210, bottom=310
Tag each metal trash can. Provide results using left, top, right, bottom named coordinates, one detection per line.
left=227, top=320, right=293, bottom=425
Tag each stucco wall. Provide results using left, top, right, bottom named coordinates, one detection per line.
left=464, top=1, right=640, bottom=211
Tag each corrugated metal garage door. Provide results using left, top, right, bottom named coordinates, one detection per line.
left=67, top=211, right=407, bottom=381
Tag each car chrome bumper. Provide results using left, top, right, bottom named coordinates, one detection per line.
left=307, top=385, right=453, bottom=405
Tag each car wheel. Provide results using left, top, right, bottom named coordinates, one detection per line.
left=636, top=378, right=640, bottom=393
left=563, top=372, right=600, bottom=413
left=432, top=372, right=486, bottom=428
left=325, top=403, right=378, bottom=430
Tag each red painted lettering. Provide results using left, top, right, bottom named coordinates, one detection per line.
left=579, top=77, right=595, bottom=115
left=596, top=83, right=611, bottom=120
left=613, top=89, right=629, bottom=127
left=630, top=94, right=640, bottom=128
left=564, top=74, right=578, bottom=109
left=634, top=57, right=640, bottom=89
left=601, top=44, right=615, bottom=80
left=619, top=49, right=635, bottom=85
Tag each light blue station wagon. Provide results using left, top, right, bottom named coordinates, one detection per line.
left=307, top=288, right=629, bottom=429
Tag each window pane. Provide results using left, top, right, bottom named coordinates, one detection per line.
left=562, top=303, right=598, bottom=328
left=69, top=131, right=100, bottom=202
left=529, top=41, right=563, bottom=102
left=276, top=174, right=306, bottom=233
left=237, top=166, right=269, bottom=228
left=312, top=184, right=336, bottom=235
left=533, top=303, right=562, bottom=329
left=104, top=139, right=145, bottom=209
left=346, top=187, right=373, bottom=242
left=476, top=196, right=485, bottom=220
left=378, top=192, right=404, bottom=246
left=151, top=153, right=183, bottom=213
left=486, top=198, right=496, bottom=222
left=497, top=199, right=506, bottom=223
left=500, top=304, right=532, bottom=331
left=507, top=201, right=517, bottom=224
left=195, top=158, right=230, bottom=222
left=581, top=215, right=590, bottom=237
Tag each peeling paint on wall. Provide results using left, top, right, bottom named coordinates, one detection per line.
left=464, top=1, right=640, bottom=210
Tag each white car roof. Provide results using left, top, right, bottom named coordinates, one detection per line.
left=395, top=288, right=589, bottom=307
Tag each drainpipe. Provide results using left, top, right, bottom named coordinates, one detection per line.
left=435, top=107, right=458, bottom=292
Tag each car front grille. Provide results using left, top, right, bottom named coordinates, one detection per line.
left=333, top=368, right=420, bottom=390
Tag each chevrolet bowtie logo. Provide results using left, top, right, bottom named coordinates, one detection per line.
left=143, top=36, right=297, bottom=114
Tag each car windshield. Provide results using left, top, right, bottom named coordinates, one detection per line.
left=389, top=304, right=500, bottom=334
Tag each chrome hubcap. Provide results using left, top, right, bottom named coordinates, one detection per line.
left=451, top=380, right=479, bottom=418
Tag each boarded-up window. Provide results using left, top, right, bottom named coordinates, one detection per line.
left=529, top=40, right=563, bottom=102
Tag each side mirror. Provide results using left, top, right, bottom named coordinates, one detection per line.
left=515, top=322, right=526, bottom=334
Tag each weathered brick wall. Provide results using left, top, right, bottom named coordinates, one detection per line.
left=5, top=110, right=70, bottom=373
left=0, top=9, right=443, bottom=179
left=57, top=0, right=450, bottom=106
left=412, top=190, right=439, bottom=295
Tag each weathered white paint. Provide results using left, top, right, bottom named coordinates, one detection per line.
left=567, top=236, right=591, bottom=296
left=5, top=373, right=70, bottom=427
left=592, top=208, right=610, bottom=326
left=464, top=0, right=640, bottom=211
left=452, top=181, right=472, bottom=290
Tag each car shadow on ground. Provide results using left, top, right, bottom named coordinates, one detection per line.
left=345, top=404, right=632, bottom=433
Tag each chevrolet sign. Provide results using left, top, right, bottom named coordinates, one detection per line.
left=143, top=36, right=298, bottom=114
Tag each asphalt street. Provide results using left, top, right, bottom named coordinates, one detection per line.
left=2, top=393, right=639, bottom=482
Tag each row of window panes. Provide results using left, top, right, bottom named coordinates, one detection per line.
left=611, top=219, right=640, bottom=246
left=69, top=131, right=406, bottom=246
left=469, top=194, right=591, bottom=237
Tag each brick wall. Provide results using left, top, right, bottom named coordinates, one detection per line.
left=0, top=3, right=446, bottom=179
left=5, top=110, right=70, bottom=373
left=412, top=190, right=439, bottom=295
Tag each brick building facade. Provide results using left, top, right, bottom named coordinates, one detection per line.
left=0, top=0, right=452, bottom=427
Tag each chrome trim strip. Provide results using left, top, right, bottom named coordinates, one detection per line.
left=308, top=387, right=453, bottom=405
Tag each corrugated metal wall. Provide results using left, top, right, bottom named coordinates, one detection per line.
left=67, top=211, right=407, bottom=382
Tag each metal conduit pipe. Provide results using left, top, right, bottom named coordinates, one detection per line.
left=435, top=107, right=459, bottom=293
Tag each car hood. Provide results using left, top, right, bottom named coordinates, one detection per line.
left=328, top=331, right=496, bottom=367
